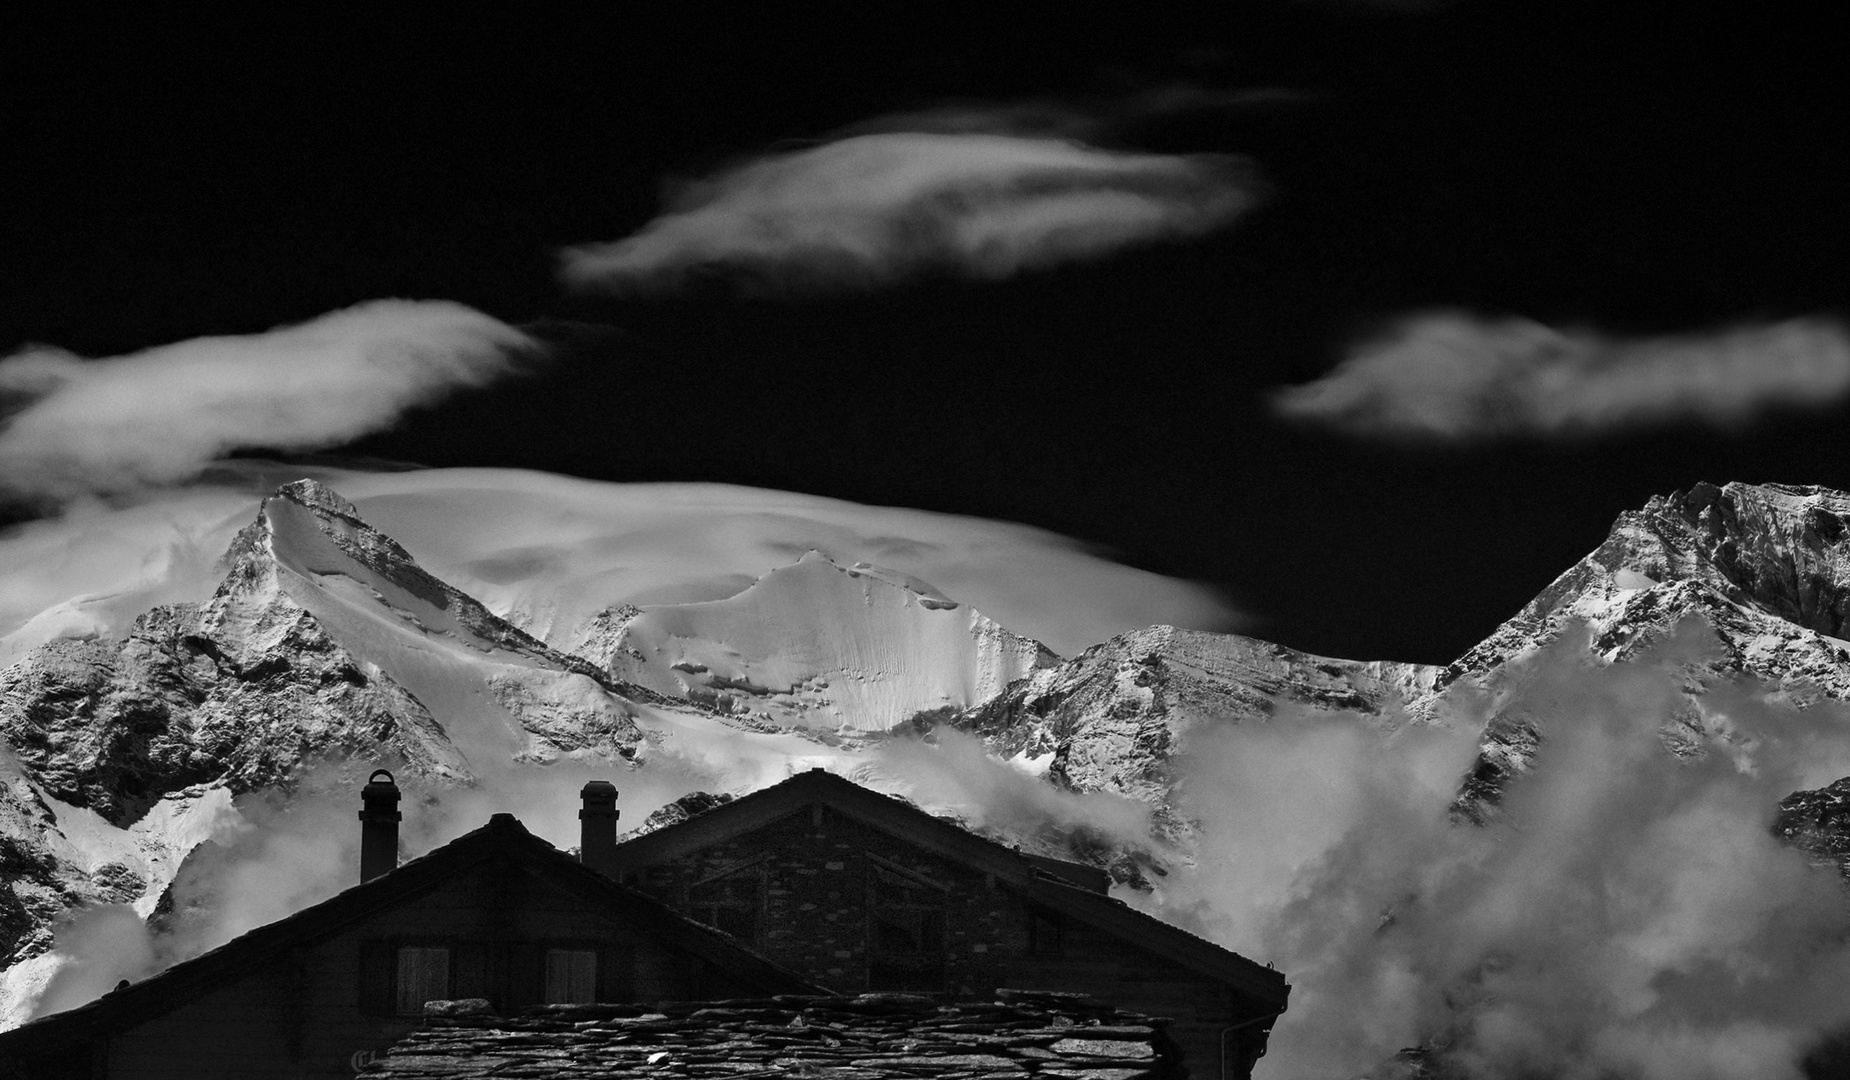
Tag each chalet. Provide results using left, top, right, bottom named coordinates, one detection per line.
left=0, top=768, right=1290, bottom=1080
left=0, top=772, right=819, bottom=1080
left=599, top=768, right=1289, bottom=1077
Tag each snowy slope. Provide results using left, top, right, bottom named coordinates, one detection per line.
left=571, top=551, right=1058, bottom=733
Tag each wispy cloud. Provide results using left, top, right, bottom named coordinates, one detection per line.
left=1271, top=311, right=1850, bottom=440
left=0, top=300, right=534, bottom=500
left=832, top=86, right=1307, bottom=142
left=559, top=121, right=1261, bottom=293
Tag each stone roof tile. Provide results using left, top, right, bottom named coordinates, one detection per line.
left=360, top=993, right=1179, bottom=1080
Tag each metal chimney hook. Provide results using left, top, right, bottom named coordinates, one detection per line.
left=369, top=769, right=395, bottom=784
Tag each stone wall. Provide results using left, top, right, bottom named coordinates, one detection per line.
left=361, top=990, right=1181, bottom=1080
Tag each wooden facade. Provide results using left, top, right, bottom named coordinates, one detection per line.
left=602, top=769, right=1290, bottom=1078
left=0, top=813, right=817, bottom=1080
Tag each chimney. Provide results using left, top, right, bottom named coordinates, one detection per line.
left=359, top=769, right=402, bottom=883
left=579, top=780, right=619, bottom=877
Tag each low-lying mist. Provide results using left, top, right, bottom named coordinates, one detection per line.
left=26, top=747, right=757, bottom=1021
left=26, top=621, right=1850, bottom=1080
left=1171, top=625, right=1850, bottom=1079
left=868, top=623, right=1850, bottom=1079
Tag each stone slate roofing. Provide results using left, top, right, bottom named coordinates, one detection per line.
left=359, top=990, right=1181, bottom=1080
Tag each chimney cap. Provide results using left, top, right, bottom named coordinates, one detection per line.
left=360, top=769, right=402, bottom=821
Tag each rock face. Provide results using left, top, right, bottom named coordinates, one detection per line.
left=1776, top=775, right=1850, bottom=876
left=953, top=483, right=1850, bottom=861
left=957, top=624, right=1440, bottom=809
left=1438, top=482, right=1850, bottom=820
left=1, top=480, right=647, bottom=824
left=0, top=481, right=651, bottom=994
left=573, top=551, right=1058, bottom=733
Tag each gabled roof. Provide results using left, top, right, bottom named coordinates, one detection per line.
left=608, top=769, right=1289, bottom=1008
left=0, top=813, right=823, bottom=1058
left=609, top=769, right=1047, bottom=886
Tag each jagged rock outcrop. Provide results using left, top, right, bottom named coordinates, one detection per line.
left=0, top=607, right=453, bottom=826
left=1776, top=775, right=1850, bottom=877
left=957, top=624, right=1440, bottom=809
left=1442, top=483, right=1850, bottom=821
left=0, top=480, right=650, bottom=826
left=631, top=790, right=736, bottom=835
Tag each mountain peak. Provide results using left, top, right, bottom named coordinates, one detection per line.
left=1617, top=480, right=1850, bottom=638
left=270, top=477, right=363, bottom=521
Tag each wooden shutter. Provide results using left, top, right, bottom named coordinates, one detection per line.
left=394, top=946, right=451, bottom=1016
left=544, top=949, right=598, bottom=1004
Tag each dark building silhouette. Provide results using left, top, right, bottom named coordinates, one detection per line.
left=0, top=774, right=816, bottom=1080
left=0, top=769, right=1289, bottom=1079
left=598, top=769, right=1289, bottom=1074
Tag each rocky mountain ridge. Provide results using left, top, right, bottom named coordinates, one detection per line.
left=4, top=477, right=1850, bottom=1034
left=941, top=483, right=1850, bottom=844
left=1436, top=482, right=1850, bottom=821
left=955, top=624, right=1440, bottom=814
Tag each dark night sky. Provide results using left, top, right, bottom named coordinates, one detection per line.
left=6, top=5, right=1849, bottom=665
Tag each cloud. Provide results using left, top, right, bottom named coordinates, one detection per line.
left=559, top=130, right=1260, bottom=293
left=0, top=462, right=1244, bottom=665
left=832, top=86, right=1308, bottom=143
left=1149, top=623, right=1850, bottom=1079
left=1271, top=311, right=1850, bottom=440
left=0, top=300, right=534, bottom=500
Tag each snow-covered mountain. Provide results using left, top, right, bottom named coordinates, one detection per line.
left=1436, top=481, right=1850, bottom=820
left=0, top=480, right=1070, bottom=1023
left=5, top=475, right=1850, bottom=1054
left=571, top=550, right=1057, bottom=733
left=0, top=480, right=652, bottom=1019
left=944, top=482, right=1850, bottom=841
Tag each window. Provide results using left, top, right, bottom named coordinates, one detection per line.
left=394, top=945, right=451, bottom=1016
left=867, top=862, right=947, bottom=992
left=544, top=948, right=598, bottom=1004
left=688, top=863, right=764, bottom=944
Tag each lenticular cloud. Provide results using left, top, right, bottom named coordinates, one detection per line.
left=0, top=300, right=534, bottom=501
left=1271, top=310, right=1850, bottom=440
left=558, top=131, right=1260, bottom=293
